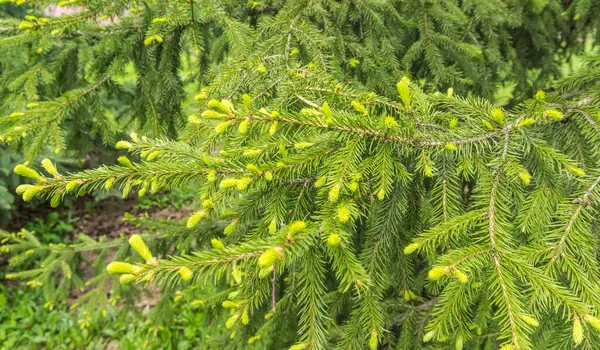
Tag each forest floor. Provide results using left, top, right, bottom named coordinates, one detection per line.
left=1, top=193, right=192, bottom=307
left=3, top=194, right=189, bottom=239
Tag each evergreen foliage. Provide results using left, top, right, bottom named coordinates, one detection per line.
left=3, top=1, right=600, bottom=349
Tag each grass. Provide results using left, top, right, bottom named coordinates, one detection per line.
left=0, top=283, right=234, bottom=349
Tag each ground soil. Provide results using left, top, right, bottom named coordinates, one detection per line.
left=3, top=194, right=188, bottom=239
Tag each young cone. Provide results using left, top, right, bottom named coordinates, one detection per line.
left=128, top=234, right=154, bottom=263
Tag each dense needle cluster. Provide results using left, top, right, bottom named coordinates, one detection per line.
left=3, top=1, right=600, bottom=349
